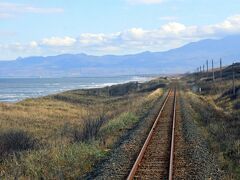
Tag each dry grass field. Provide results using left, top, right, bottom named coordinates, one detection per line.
left=0, top=78, right=167, bottom=178
left=182, top=64, right=240, bottom=178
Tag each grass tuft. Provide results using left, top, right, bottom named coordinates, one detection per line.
left=1, top=142, right=105, bottom=179
left=71, top=115, right=107, bottom=143
left=0, top=130, right=37, bottom=158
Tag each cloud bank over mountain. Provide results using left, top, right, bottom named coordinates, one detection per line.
left=1, top=14, right=240, bottom=60
left=0, top=34, right=240, bottom=77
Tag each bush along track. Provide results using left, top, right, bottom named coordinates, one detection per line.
left=184, top=91, right=240, bottom=179
left=85, top=90, right=168, bottom=179
left=179, top=90, right=224, bottom=179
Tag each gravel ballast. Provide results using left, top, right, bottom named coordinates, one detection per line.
left=84, top=92, right=168, bottom=179
left=179, top=91, right=223, bottom=179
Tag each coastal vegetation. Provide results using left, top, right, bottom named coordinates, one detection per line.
left=0, top=78, right=167, bottom=178
left=181, top=64, right=240, bottom=179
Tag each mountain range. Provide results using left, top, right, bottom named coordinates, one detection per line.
left=1, top=35, right=240, bottom=77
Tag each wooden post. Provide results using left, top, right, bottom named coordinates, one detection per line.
left=197, top=67, right=199, bottom=80
left=232, top=62, right=236, bottom=96
left=207, top=60, right=208, bottom=72
left=206, top=60, right=209, bottom=79
left=212, top=59, right=215, bottom=81
left=220, top=58, right=222, bottom=80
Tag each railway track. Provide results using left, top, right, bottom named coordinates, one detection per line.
left=127, top=88, right=177, bottom=179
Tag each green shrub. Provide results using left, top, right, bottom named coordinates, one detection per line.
left=0, top=130, right=37, bottom=157
left=71, top=116, right=107, bottom=143
left=100, top=112, right=138, bottom=137
left=2, top=142, right=105, bottom=179
left=233, top=99, right=240, bottom=109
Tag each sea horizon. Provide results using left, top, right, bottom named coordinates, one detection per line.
left=0, top=75, right=157, bottom=103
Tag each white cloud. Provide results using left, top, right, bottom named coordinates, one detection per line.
left=79, top=33, right=107, bottom=45
left=0, top=12, right=12, bottom=19
left=0, top=2, right=63, bottom=18
left=159, top=16, right=178, bottom=21
left=1, top=14, right=240, bottom=59
left=41, top=37, right=76, bottom=47
left=209, top=15, right=240, bottom=34
left=161, top=22, right=186, bottom=34
left=127, top=0, right=164, bottom=4
left=1, top=41, right=39, bottom=50
left=29, top=41, right=38, bottom=48
left=120, top=28, right=146, bottom=40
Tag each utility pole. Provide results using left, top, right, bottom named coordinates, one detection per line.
left=206, top=60, right=209, bottom=79
left=232, top=62, right=236, bottom=96
left=220, top=58, right=222, bottom=80
left=196, top=68, right=199, bottom=81
left=212, top=59, right=215, bottom=81
left=199, top=66, right=202, bottom=80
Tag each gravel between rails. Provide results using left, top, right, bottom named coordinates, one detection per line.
left=173, top=91, right=188, bottom=179
left=179, top=91, right=223, bottom=180
left=83, top=91, right=169, bottom=180
left=132, top=90, right=174, bottom=179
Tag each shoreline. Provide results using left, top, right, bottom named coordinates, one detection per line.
left=0, top=76, right=159, bottom=103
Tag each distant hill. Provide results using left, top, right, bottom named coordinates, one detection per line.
left=1, top=35, right=240, bottom=77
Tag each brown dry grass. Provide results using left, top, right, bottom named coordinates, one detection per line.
left=182, top=74, right=240, bottom=179
left=0, top=79, right=167, bottom=178
left=0, top=98, right=88, bottom=144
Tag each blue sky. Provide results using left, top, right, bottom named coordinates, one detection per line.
left=0, top=0, right=240, bottom=60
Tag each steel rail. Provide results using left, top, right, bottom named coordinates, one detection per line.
left=168, top=88, right=176, bottom=180
left=127, top=89, right=173, bottom=180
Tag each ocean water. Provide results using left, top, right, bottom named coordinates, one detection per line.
left=0, top=76, right=154, bottom=102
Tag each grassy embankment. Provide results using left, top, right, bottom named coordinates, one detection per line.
left=182, top=63, right=240, bottom=179
left=0, top=78, right=168, bottom=178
